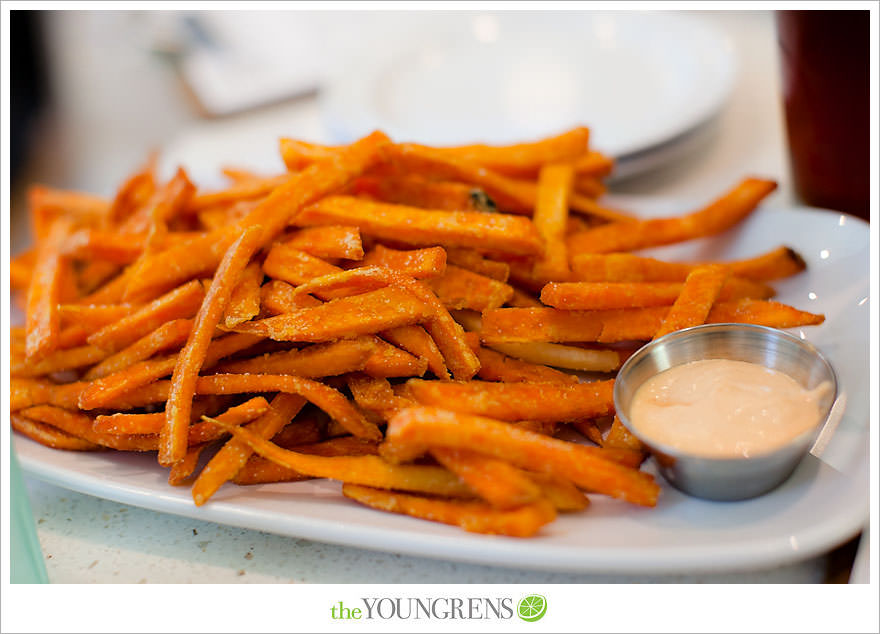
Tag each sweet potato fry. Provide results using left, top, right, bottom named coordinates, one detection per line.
left=123, top=131, right=389, bottom=301
left=83, top=318, right=192, bottom=380
left=10, top=249, right=35, bottom=290
left=348, top=175, right=487, bottom=211
left=12, top=413, right=103, bottom=451
left=191, top=374, right=381, bottom=441
left=262, top=244, right=341, bottom=288
left=289, top=266, right=480, bottom=380
left=208, top=420, right=472, bottom=497
left=405, top=379, right=614, bottom=422
left=453, top=308, right=621, bottom=371
left=483, top=302, right=824, bottom=344
left=88, top=279, right=205, bottom=352
left=106, top=154, right=157, bottom=226
left=470, top=343, right=579, bottom=384
left=653, top=265, right=729, bottom=339
left=235, top=286, right=434, bottom=342
left=347, top=374, right=414, bottom=421
left=162, top=227, right=264, bottom=465
left=25, top=219, right=70, bottom=360
left=573, top=150, right=615, bottom=178
left=360, top=245, right=447, bottom=280
left=21, top=406, right=158, bottom=451
left=380, top=325, right=449, bottom=380
left=541, top=276, right=771, bottom=310
left=223, top=262, right=263, bottom=327
left=343, top=484, right=556, bottom=537
left=233, top=437, right=380, bottom=485
left=570, top=246, right=805, bottom=283
left=431, top=447, right=542, bottom=509
left=188, top=173, right=294, bottom=212
left=532, top=163, right=574, bottom=280
left=218, top=338, right=375, bottom=377
left=426, top=264, right=514, bottom=311
left=444, top=248, right=509, bottom=281
left=422, top=127, right=590, bottom=178
left=383, top=407, right=658, bottom=506
left=283, top=225, right=364, bottom=260
left=604, top=416, right=646, bottom=453
left=363, top=337, right=428, bottom=378
left=93, top=396, right=268, bottom=440
left=192, top=393, right=306, bottom=505
left=58, top=303, right=137, bottom=330
left=259, top=279, right=322, bottom=314
left=526, top=472, right=590, bottom=512
left=29, top=185, right=109, bottom=238
left=297, top=196, right=543, bottom=256
left=12, top=344, right=108, bottom=378
left=567, top=178, right=778, bottom=254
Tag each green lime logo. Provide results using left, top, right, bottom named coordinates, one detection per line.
left=517, top=595, right=547, bottom=622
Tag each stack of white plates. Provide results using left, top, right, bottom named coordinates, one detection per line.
left=321, top=12, right=736, bottom=180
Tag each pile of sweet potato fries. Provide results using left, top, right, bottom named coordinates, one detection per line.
left=10, top=128, right=823, bottom=537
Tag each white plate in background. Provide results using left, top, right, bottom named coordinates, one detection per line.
left=17, top=201, right=868, bottom=574
left=321, top=12, right=736, bottom=169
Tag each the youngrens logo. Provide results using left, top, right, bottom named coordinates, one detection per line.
left=330, top=595, right=547, bottom=621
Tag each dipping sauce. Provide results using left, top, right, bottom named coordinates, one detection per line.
left=630, top=359, right=830, bottom=458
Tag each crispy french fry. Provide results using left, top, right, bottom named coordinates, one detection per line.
left=382, top=407, right=658, bottom=506
left=541, top=276, right=772, bottom=310
left=297, top=196, right=543, bottom=256
left=192, top=393, right=306, bottom=505
left=567, top=178, right=778, bottom=254
left=405, top=378, right=614, bottom=422
left=360, top=245, right=447, bottom=280
left=380, top=325, right=449, bottom=380
left=427, top=264, right=513, bottom=311
left=29, top=185, right=109, bottom=238
left=162, top=227, right=264, bottom=465
left=123, top=131, right=389, bottom=301
left=364, top=336, right=428, bottom=378
left=25, top=219, right=70, bottom=360
left=259, top=279, right=322, bottom=314
left=58, top=303, right=138, bottom=330
left=481, top=301, right=824, bottom=343
left=283, top=225, right=364, bottom=260
left=348, top=175, right=487, bottom=211
left=191, top=374, right=381, bottom=442
left=11, top=344, right=108, bottom=378
left=570, top=246, right=806, bottom=283
left=106, top=153, right=157, bottom=227
left=188, top=174, right=294, bottom=212
left=604, top=416, right=646, bottom=454
left=223, top=262, right=263, bottom=327
left=453, top=308, right=621, bottom=372
left=21, top=406, right=158, bottom=451
left=12, top=413, right=103, bottom=451
left=208, top=419, right=473, bottom=498
left=532, top=163, right=574, bottom=280
left=653, top=265, right=729, bottom=339
left=235, top=286, right=434, bottom=342
left=218, top=338, right=375, bottom=377
left=233, top=437, right=380, bottom=485
left=289, top=266, right=480, bottom=380
left=88, top=279, right=205, bottom=352
left=470, top=342, right=579, bottom=384
left=83, top=318, right=192, bottom=380
left=526, top=472, right=590, bottom=512
left=445, top=248, right=509, bottom=281
left=431, top=447, right=542, bottom=509
left=263, top=244, right=341, bottom=288
left=347, top=374, right=414, bottom=421
left=343, top=484, right=556, bottom=537
left=421, top=127, right=590, bottom=178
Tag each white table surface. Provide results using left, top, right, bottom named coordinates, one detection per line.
left=15, top=10, right=857, bottom=583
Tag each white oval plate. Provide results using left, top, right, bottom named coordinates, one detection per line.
left=320, top=12, right=736, bottom=163
left=16, top=199, right=869, bottom=574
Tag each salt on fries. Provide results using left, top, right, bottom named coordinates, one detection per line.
left=10, top=128, right=824, bottom=538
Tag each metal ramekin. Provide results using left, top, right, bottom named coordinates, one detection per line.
left=614, top=324, right=839, bottom=501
